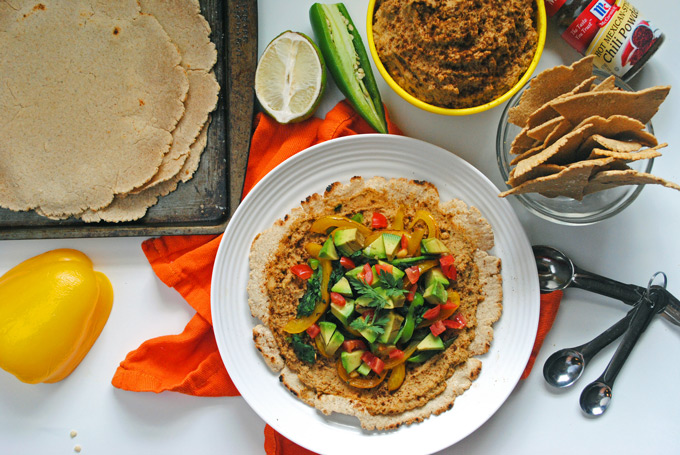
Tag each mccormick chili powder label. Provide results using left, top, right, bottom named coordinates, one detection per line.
left=546, top=0, right=663, bottom=79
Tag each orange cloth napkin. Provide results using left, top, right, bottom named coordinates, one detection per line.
left=111, top=100, right=562, bottom=454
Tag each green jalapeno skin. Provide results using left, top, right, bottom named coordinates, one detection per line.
left=309, top=3, right=388, bottom=134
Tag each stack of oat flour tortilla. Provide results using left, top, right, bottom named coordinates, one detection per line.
left=0, top=0, right=219, bottom=222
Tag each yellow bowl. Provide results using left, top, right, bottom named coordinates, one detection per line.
left=366, top=0, right=547, bottom=116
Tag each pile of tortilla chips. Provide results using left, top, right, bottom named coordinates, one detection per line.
left=499, top=56, right=679, bottom=200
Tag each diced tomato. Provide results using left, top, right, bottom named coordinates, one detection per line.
left=371, top=212, right=388, bottom=229
left=290, top=263, right=313, bottom=280
left=443, top=313, right=467, bottom=330
left=439, top=254, right=455, bottom=267
left=339, top=256, right=355, bottom=269
left=330, top=292, right=346, bottom=306
left=405, top=266, right=420, bottom=284
left=407, top=284, right=417, bottom=302
left=343, top=339, right=367, bottom=352
left=363, top=263, right=374, bottom=285
left=306, top=323, right=321, bottom=339
left=375, top=263, right=392, bottom=279
left=361, top=351, right=385, bottom=375
left=422, top=305, right=441, bottom=320
left=400, top=234, right=409, bottom=250
left=439, top=255, right=457, bottom=281
left=430, top=320, right=446, bottom=337
left=388, top=348, right=405, bottom=360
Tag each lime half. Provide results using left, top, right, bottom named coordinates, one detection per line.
left=255, top=31, right=326, bottom=124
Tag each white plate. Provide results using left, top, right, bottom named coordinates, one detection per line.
left=211, top=134, right=540, bottom=455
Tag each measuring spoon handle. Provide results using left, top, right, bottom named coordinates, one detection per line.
left=571, top=264, right=644, bottom=304
left=600, top=297, right=659, bottom=387
left=579, top=308, right=636, bottom=363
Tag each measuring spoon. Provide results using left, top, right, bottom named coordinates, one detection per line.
left=543, top=307, right=636, bottom=388
left=533, top=245, right=680, bottom=325
left=579, top=272, right=667, bottom=416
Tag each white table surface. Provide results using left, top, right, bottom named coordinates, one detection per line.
left=2, top=1, right=679, bottom=454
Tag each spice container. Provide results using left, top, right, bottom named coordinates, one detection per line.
left=546, top=0, right=664, bottom=81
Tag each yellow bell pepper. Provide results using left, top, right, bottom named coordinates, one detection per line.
left=310, top=215, right=372, bottom=237
left=0, top=249, right=113, bottom=384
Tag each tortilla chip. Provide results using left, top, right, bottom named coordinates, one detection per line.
left=510, top=144, right=544, bottom=165
left=551, top=86, right=671, bottom=126
left=508, top=55, right=595, bottom=127
left=512, top=123, right=594, bottom=180
left=592, top=75, right=617, bottom=92
left=575, top=115, right=658, bottom=155
left=509, top=127, right=538, bottom=155
left=584, top=136, right=643, bottom=154
left=583, top=169, right=680, bottom=196
left=587, top=144, right=666, bottom=161
left=543, top=118, right=574, bottom=147
left=525, top=75, right=597, bottom=129
left=527, top=116, right=564, bottom=141
left=507, top=163, right=564, bottom=187
left=501, top=158, right=613, bottom=200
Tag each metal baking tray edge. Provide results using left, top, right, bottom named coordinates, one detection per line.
left=0, top=0, right=257, bottom=240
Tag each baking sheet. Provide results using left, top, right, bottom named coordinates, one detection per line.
left=0, top=0, right=258, bottom=240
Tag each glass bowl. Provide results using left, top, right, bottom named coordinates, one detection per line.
left=496, top=70, right=654, bottom=225
left=366, top=0, right=546, bottom=116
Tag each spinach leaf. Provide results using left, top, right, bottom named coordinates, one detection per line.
left=288, top=334, right=316, bottom=364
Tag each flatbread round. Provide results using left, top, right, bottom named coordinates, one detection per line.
left=248, top=177, right=502, bottom=430
left=0, top=0, right=188, bottom=216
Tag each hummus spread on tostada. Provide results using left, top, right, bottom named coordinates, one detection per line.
left=247, top=177, right=502, bottom=430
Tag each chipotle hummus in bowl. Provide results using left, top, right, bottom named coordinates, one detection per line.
left=367, top=0, right=546, bottom=114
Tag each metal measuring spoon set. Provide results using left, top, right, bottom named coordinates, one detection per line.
left=533, top=246, right=677, bottom=416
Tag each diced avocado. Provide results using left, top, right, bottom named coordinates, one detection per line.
left=363, top=236, right=386, bottom=259
left=319, top=236, right=339, bottom=260
left=308, top=258, right=320, bottom=270
left=325, top=330, right=345, bottom=356
left=424, top=267, right=449, bottom=288
left=381, top=233, right=402, bottom=260
left=333, top=228, right=365, bottom=256
left=386, top=293, right=405, bottom=309
left=330, top=276, right=353, bottom=296
left=350, top=213, right=364, bottom=223
left=421, top=238, right=450, bottom=254
left=423, top=281, right=447, bottom=304
left=357, top=362, right=372, bottom=376
left=345, top=265, right=364, bottom=280
left=417, top=333, right=445, bottom=351
left=354, top=295, right=374, bottom=312
left=331, top=299, right=355, bottom=325
left=377, top=313, right=404, bottom=344
left=341, top=350, right=364, bottom=373
left=318, top=321, right=337, bottom=346
left=359, top=325, right=379, bottom=344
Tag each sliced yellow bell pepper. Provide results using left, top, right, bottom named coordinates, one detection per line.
left=392, top=205, right=406, bottom=230
left=407, top=227, right=426, bottom=256
left=0, top=249, right=113, bottom=384
left=409, top=210, right=439, bottom=238
left=310, top=215, right=372, bottom=237
left=387, top=362, right=406, bottom=392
